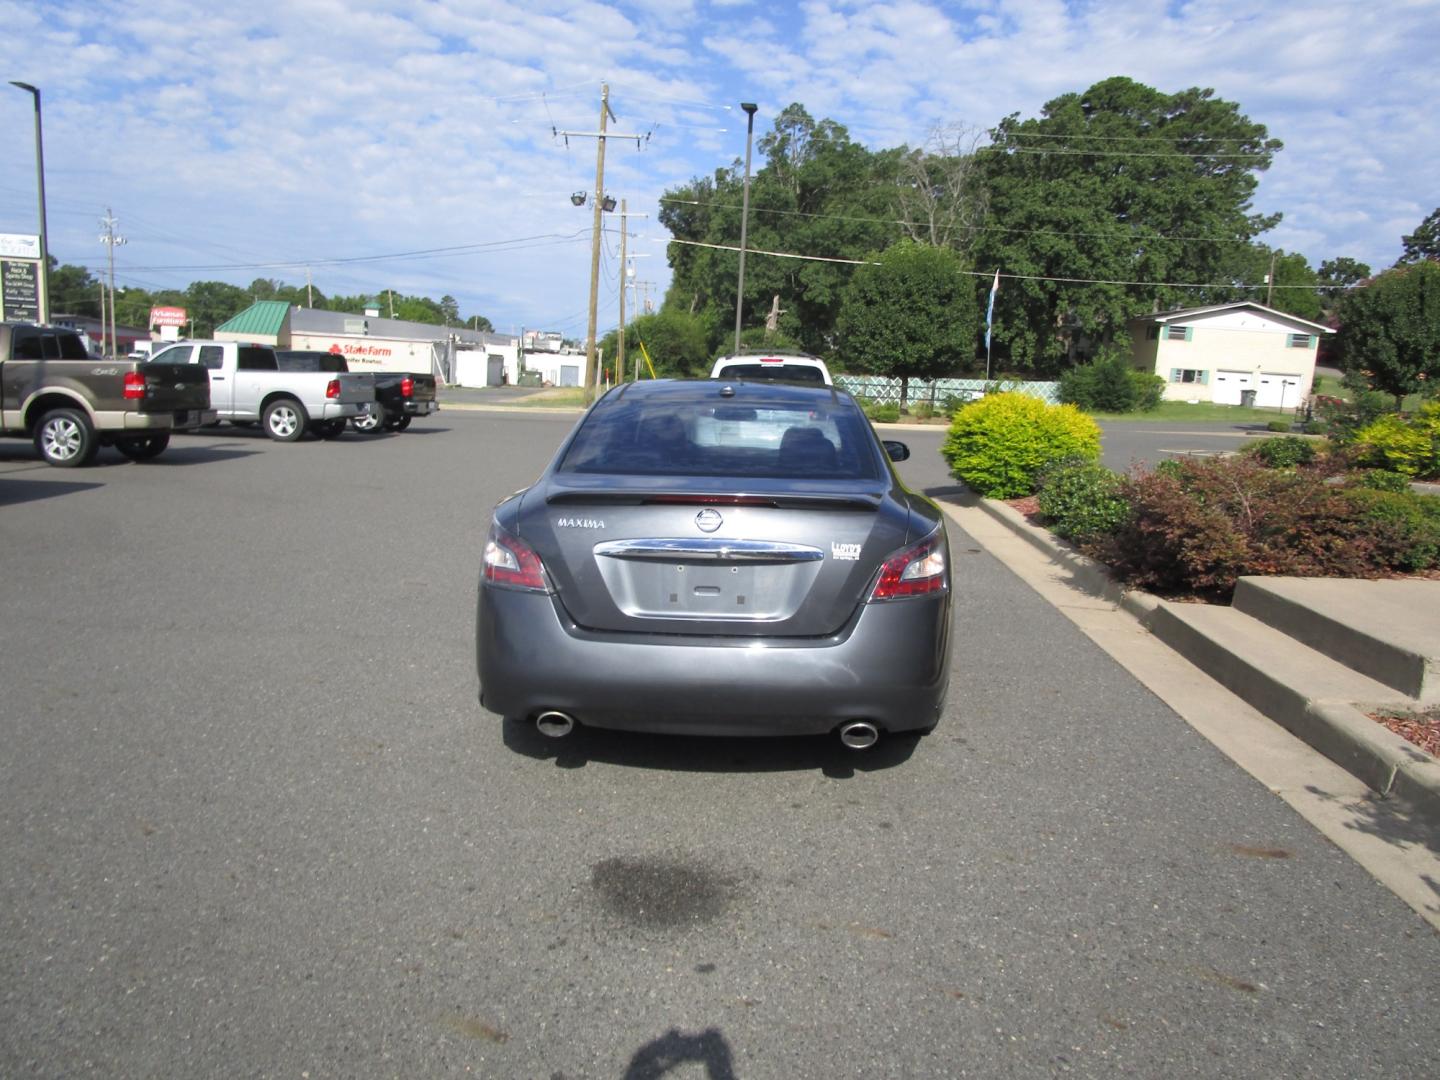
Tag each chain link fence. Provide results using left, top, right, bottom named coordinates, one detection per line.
left=835, top=376, right=1062, bottom=407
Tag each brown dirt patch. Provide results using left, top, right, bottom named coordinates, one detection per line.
left=1366, top=708, right=1440, bottom=758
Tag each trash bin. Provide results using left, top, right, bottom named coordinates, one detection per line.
left=1240, top=389, right=1257, bottom=407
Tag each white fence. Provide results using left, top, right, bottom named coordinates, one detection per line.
left=835, top=375, right=1062, bottom=406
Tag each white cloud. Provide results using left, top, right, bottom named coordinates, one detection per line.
left=1, top=0, right=1435, bottom=330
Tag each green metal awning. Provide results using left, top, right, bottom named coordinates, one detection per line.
left=217, top=300, right=291, bottom=337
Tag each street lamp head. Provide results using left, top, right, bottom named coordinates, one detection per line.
left=740, top=102, right=758, bottom=116
left=571, top=191, right=587, bottom=206
left=10, top=81, right=38, bottom=94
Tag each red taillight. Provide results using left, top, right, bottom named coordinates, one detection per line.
left=869, top=530, right=948, bottom=601
left=483, top=523, right=550, bottom=592
left=326, top=378, right=341, bottom=400
left=400, top=376, right=414, bottom=398
left=123, top=371, right=146, bottom=400
left=645, top=494, right=779, bottom=506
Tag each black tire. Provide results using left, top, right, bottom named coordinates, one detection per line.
left=312, top=419, right=346, bottom=439
left=390, top=414, right=412, bottom=432
left=352, top=406, right=386, bottom=433
left=34, top=407, right=98, bottom=467
left=115, top=432, right=171, bottom=461
left=262, top=398, right=308, bottom=442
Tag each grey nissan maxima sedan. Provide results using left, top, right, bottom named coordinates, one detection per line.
left=475, top=379, right=951, bottom=749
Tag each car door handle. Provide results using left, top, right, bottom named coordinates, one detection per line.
left=211, top=375, right=226, bottom=381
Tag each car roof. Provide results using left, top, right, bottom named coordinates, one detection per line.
left=602, top=377, right=853, bottom=407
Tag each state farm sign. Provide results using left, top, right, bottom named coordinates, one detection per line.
left=150, top=306, right=188, bottom=328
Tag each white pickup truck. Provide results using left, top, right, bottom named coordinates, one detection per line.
left=147, top=340, right=373, bottom=441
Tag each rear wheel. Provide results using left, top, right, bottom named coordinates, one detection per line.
left=385, top=414, right=412, bottom=432
left=115, top=432, right=171, bottom=460
left=34, top=407, right=98, bottom=467
left=352, top=406, right=386, bottom=433
left=262, top=398, right=308, bottom=442
left=312, top=419, right=346, bottom=439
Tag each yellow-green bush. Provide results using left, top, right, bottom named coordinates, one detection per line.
left=941, top=393, right=1102, bottom=498
left=1354, top=412, right=1438, bottom=477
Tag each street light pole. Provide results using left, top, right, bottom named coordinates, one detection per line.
left=9, top=81, right=50, bottom=324
left=733, top=102, right=758, bottom=355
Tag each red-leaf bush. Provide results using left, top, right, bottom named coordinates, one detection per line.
left=1084, top=456, right=1429, bottom=600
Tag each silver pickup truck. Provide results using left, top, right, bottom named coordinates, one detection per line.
left=148, top=340, right=373, bottom=441
left=1, top=322, right=216, bottom=466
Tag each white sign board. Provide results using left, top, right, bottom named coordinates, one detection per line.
left=0, top=233, right=41, bottom=259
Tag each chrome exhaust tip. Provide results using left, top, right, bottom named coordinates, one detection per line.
left=838, top=721, right=880, bottom=750
left=535, top=711, right=576, bottom=738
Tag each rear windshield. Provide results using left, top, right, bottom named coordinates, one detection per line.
left=277, top=352, right=346, bottom=372
left=714, top=363, right=826, bottom=384
left=558, top=397, right=880, bottom=480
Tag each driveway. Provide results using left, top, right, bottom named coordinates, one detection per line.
left=0, top=415, right=1435, bottom=1077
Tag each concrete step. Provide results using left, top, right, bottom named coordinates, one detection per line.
left=1146, top=602, right=1440, bottom=816
left=1232, top=577, right=1440, bottom=704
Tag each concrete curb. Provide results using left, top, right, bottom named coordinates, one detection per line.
left=968, top=493, right=1440, bottom=826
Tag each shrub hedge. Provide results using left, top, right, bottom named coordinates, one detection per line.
left=941, top=393, right=1102, bottom=498
left=1243, top=435, right=1318, bottom=469
left=1036, top=459, right=1130, bottom=542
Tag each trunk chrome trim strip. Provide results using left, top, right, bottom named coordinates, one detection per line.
left=594, top=538, right=825, bottom=563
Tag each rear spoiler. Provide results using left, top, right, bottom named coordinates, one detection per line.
left=545, top=489, right=882, bottom=511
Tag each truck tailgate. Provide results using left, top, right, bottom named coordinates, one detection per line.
left=335, top=373, right=375, bottom=405
left=133, top=362, right=212, bottom=413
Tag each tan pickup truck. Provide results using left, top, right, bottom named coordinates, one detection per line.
left=0, top=322, right=216, bottom=466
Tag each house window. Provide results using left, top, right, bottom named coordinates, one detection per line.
left=1165, top=325, right=1193, bottom=341
left=1169, top=368, right=1208, bottom=384
left=1287, top=333, right=1315, bottom=348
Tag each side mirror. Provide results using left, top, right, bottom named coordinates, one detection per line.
left=883, top=440, right=910, bottom=462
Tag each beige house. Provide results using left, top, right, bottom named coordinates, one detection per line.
left=1127, top=301, right=1331, bottom=408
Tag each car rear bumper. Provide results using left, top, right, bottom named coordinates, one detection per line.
left=104, top=408, right=218, bottom=431
left=403, top=400, right=437, bottom=416
left=476, top=584, right=951, bottom=735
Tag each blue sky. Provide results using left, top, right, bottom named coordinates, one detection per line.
left=3, top=0, right=1437, bottom=340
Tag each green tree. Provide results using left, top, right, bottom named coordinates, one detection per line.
left=835, top=240, right=979, bottom=408
left=185, top=281, right=249, bottom=336
left=1399, top=208, right=1440, bottom=265
left=46, top=259, right=101, bottom=317
left=1335, top=262, right=1440, bottom=407
left=660, top=104, right=898, bottom=358
left=599, top=309, right=710, bottom=379
left=975, top=77, right=1283, bottom=375
left=1318, top=256, right=1372, bottom=303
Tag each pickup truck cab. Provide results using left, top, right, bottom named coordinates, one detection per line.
left=710, top=351, right=833, bottom=386
left=1, top=321, right=216, bottom=466
left=276, top=350, right=439, bottom=433
left=149, top=340, right=372, bottom=441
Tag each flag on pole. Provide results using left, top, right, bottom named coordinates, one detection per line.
left=984, top=269, right=1000, bottom=353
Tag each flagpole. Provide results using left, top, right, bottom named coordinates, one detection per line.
left=985, top=269, right=999, bottom=382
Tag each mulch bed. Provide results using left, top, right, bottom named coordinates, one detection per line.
left=1366, top=709, right=1440, bottom=758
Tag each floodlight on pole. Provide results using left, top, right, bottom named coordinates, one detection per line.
left=9, top=81, right=50, bottom=324
left=733, top=102, right=759, bottom=354
left=571, top=191, right=587, bottom=206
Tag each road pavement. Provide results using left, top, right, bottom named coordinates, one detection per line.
left=1, top=415, right=1436, bottom=1077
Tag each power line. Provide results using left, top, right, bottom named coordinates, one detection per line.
left=660, top=237, right=1343, bottom=290
left=656, top=196, right=1263, bottom=244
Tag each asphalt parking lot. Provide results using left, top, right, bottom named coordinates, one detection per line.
left=1, top=414, right=1437, bottom=1077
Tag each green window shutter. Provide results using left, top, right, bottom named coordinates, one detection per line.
left=1185, top=326, right=1194, bottom=342
left=1200, top=370, right=1209, bottom=384
left=1170, top=368, right=1181, bottom=382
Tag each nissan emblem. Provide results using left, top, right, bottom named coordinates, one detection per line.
left=695, top=508, right=723, bottom=533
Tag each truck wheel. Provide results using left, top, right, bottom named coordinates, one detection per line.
left=35, top=407, right=98, bottom=467
left=262, top=398, right=308, bottom=442
left=385, top=414, right=413, bottom=432
left=313, top=419, right=346, bottom=439
left=352, top=407, right=385, bottom=433
left=115, top=432, right=171, bottom=461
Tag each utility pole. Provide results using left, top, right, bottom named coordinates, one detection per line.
left=617, top=198, right=627, bottom=384
left=1265, top=250, right=1277, bottom=306
left=306, top=267, right=313, bottom=308
left=555, top=84, right=646, bottom=402
left=733, top=102, right=759, bottom=354
left=99, top=208, right=126, bottom=357
left=9, top=82, right=49, bottom=325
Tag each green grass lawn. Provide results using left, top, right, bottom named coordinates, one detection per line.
left=1086, top=401, right=1300, bottom=424
left=511, top=387, right=589, bottom=408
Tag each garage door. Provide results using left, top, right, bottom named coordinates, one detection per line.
left=1212, top=370, right=1252, bottom=406
left=1255, top=373, right=1302, bottom=409
left=559, top=364, right=580, bottom=388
